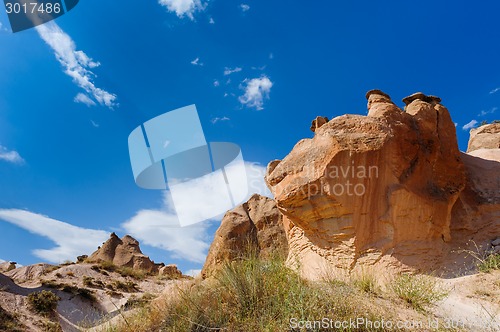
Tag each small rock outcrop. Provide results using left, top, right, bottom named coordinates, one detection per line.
left=159, top=264, right=182, bottom=279
left=88, top=233, right=162, bottom=272
left=310, top=116, right=329, bottom=132
left=201, top=194, right=288, bottom=278
left=0, top=261, right=16, bottom=273
left=467, top=123, right=500, bottom=152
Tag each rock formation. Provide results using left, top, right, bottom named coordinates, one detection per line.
left=202, top=194, right=288, bottom=278
left=259, top=90, right=499, bottom=278
left=310, top=116, right=329, bottom=132
left=88, top=233, right=163, bottom=272
left=159, top=264, right=182, bottom=279
left=467, top=123, right=500, bottom=152
left=0, top=261, right=16, bottom=273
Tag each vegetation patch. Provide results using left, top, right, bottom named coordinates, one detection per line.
left=27, top=290, right=60, bottom=316
left=352, top=271, right=379, bottom=295
left=41, top=280, right=97, bottom=303
left=112, top=280, right=140, bottom=293
left=107, top=254, right=386, bottom=332
left=478, top=254, right=500, bottom=273
left=91, top=261, right=148, bottom=280
left=0, top=305, right=24, bottom=331
left=391, top=274, right=448, bottom=312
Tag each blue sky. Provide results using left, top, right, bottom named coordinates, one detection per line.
left=0, top=0, right=499, bottom=275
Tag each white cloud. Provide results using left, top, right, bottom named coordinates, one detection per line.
left=122, top=162, right=271, bottom=263
left=211, top=116, right=230, bottom=124
left=478, top=107, right=497, bottom=117
left=238, top=75, right=273, bottom=110
left=462, top=120, right=478, bottom=130
left=122, top=196, right=211, bottom=264
left=90, top=120, right=100, bottom=128
left=0, top=146, right=24, bottom=164
left=190, top=57, right=203, bottom=66
left=74, top=93, right=97, bottom=107
left=269, top=53, right=274, bottom=59
left=213, top=80, right=220, bottom=87
left=240, top=4, right=250, bottom=11
left=224, top=67, right=242, bottom=76
left=0, top=210, right=109, bottom=263
left=209, top=17, right=215, bottom=24
left=490, top=87, right=500, bottom=94
left=0, top=258, right=5, bottom=263
left=36, top=22, right=117, bottom=109
left=158, top=0, right=206, bottom=20
left=185, top=269, right=201, bottom=277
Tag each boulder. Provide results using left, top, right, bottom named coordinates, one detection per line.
left=201, top=194, right=288, bottom=278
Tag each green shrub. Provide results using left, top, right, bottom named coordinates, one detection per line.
left=478, top=254, right=500, bottom=273
left=352, top=271, right=378, bottom=294
left=391, top=274, right=447, bottom=311
left=27, top=290, right=60, bottom=316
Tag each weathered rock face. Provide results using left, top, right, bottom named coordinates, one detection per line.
left=265, top=91, right=482, bottom=278
left=201, top=194, right=288, bottom=278
left=88, top=233, right=162, bottom=272
left=467, top=123, right=500, bottom=152
left=0, top=261, right=16, bottom=273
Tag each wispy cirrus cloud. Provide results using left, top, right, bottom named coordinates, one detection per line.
left=0, top=145, right=24, bottom=164
left=211, top=116, right=230, bottom=124
left=490, top=87, right=500, bottom=94
left=462, top=120, right=478, bottom=131
left=239, top=75, right=273, bottom=110
left=36, top=22, right=118, bottom=109
left=224, top=67, right=242, bottom=76
left=190, top=57, right=203, bottom=66
left=478, top=107, right=497, bottom=117
left=158, top=0, right=206, bottom=20
left=0, top=209, right=109, bottom=263
left=240, top=4, right=250, bottom=12
left=74, top=93, right=97, bottom=107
